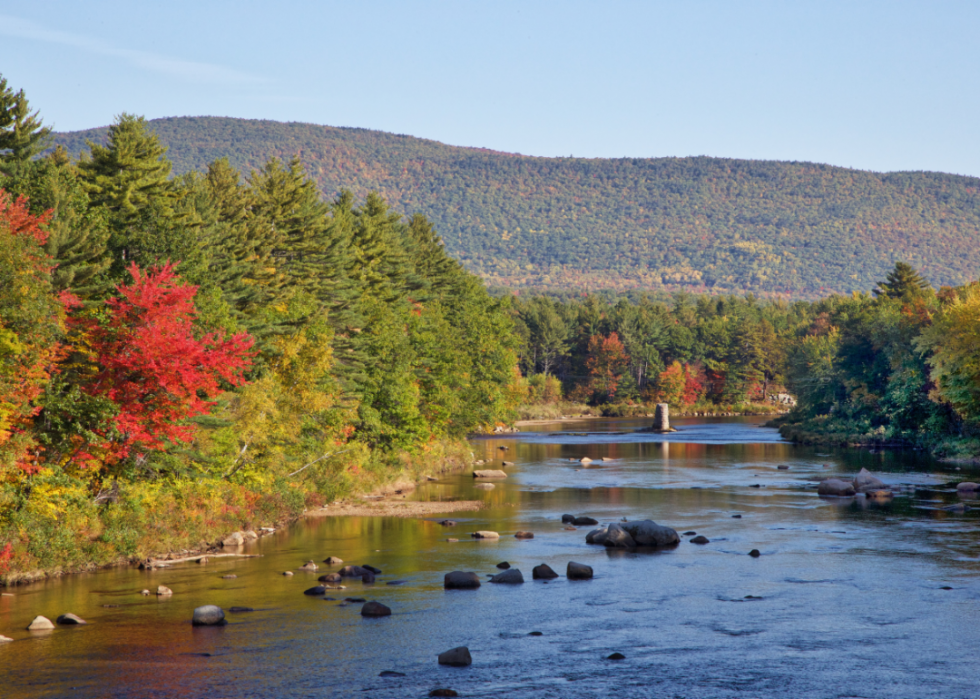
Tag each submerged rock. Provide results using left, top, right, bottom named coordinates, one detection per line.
left=471, top=531, right=500, bottom=539
left=55, top=613, right=87, bottom=625
left=567, top=562, right=593, bottom=580
left=514, top=531, right=534, bottom=539
left=298, top=561, right=318, bottom=572
left=502, top=461, right=515, bottom=467
left=473, top=470, right=507, bottom=479
left=818, top=478, right=856, bottom=497
left=474, top=483, right=495, bottom=490
left=319, top=573, right=342, bottom=583
left=749, top=549, right=761, bottom=558
left=282, top=571, right=294, bottom=577
left=303, top=585, right=327, bottom=596
left=489, top=568, right=524, bottom=584
left=361, top=572, right=376, bottom=584
left=496, top=561, right=511, bottom=569
left=607, top=652, right=626, bottom=660
left=156, top=585, right=173, bottom=596
left=429, top=689, right=459, bottom=697
left=379, top=670, right=406, bottom=677
left=361, top=601, right=392, bottom=617
left=532, top=563, right=559, bottom=580
left=339, top=565, right=369, bottom=577
left=572, top=516, right=598, bottom=526
left=437, top=646, right=472, bottom=666
left=228, top=606, right=253, bottom=612
left=444, top=571, right=481, bottom=589
left=957, top=482, right=980, bottom=492
left=690, top=535, right=710, bottom=544
left=323, top=556, right=344, bottom=565
left=192, top=605, right=226, bottom=626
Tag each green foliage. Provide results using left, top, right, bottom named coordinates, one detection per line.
left=55, top=116, right=980, bottom=297
left=0, top=73, right=52, bottom=170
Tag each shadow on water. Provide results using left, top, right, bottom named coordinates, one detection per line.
left=2, top=416, right=979, bottom=698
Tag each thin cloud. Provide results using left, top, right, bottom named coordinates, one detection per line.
left=0, top=14, right=263, bottom=85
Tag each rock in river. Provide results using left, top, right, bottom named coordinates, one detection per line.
left=853, top=468, right=886, bottom=493
left=319, top=573, right=342, bottom=583
left=514, top=531, right=534, bottom=539
left=304, top=585, right=327, bottom=596
left=567, top=562, right=593, bottom=580
left=156, top=585, right=173, bottom=596
left=222, top=531, right=245, bottom=547
left=444, top=571, right=481, bottom=589
left=361, top=601, right=392, bottom=617
left=957, top=482, right=980, bottom=492
left=429, top=690, right=459, bottom=697
left=27, top=616, right=54, bottom=631
left=323, top=556, right=344, bottom=565
left=561, top=514, right=576, bottom=523
left=474, top=483, right=495, bottom=490
left=473, top=470, right=507, bottom=479
left=192, top=605, right=226, bottom=626
left=586, top=520, right=679, bottom=548
left=690, top=535, right=710, bottom=544
left=56, top=613, right=87, bottom=625
left=818, top=478, right=856, bottom=497
left=532, top=564, right=559, bottom=580
left=496, top=561, right=511, bottom=569
left=489, top=568, right=524, bottom=584
left=438, top=646, right=472, bottom=666
left=471, top=531, right=500, bottom=539
left=572, top=516, right=598, bottom=526
left=298, top=560, right=318, bottom=572
left=339, top=565, right=369, bottom=577
left=0, top=635, right=12, bottom=642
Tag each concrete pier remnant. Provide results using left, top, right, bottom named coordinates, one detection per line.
left=653, top=403, right=670, bottom=432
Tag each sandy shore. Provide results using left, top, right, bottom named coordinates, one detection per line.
left=305, top=475, right=483, bottom=518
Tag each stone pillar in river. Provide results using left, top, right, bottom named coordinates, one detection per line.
left=653, top=403, right=670, bottom=432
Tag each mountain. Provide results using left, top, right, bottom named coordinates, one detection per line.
left=54, top=117, right=980, bottom=297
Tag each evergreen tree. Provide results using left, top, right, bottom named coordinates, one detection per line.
left=874, top=262, right=931, bottom=301
left=78, top=114, right=200, bottom=278
left=0, top=75, right=52, bottom=172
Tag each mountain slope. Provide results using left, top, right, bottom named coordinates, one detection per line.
left=54, top=117, right=980, bottom=297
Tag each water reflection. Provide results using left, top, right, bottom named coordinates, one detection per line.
left=2, top=417, right=979, bottom=698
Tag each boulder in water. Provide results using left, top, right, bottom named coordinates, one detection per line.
left=438, top=646, right=472, bottom=666
left=323, top=556, right=344, bottom=565
left=853, top=468, right=886, bottom=493
left=473, top=470, right=507, bottom=479
left=0, top=635, right=12, bottom=642
left=567, top=562, right=593, bottom=580
left=319, top=573, right=342, bottom=583
left=303, top=585, right=327, bottom=596
left=156, top=585, right=173, bottom=596
left=361, top=601, right=392, bottom=617
left=192, top=605, right=226, bottom=626
left=298, top=560, right=318, bottom=572
left=471, top=531, right=499, bottom=539
left=514, top=531, right=534, bottom=539
left=532, top=563, right=559, bottom=580
left=489, top=568, right=524, bottom=584
left=444, top=571, right=481, bottom=589
left=496, top=561, right=511, bottom=569
left=27, top=616, right=54, bottom=630
left=957, top=482, right=980, bottom=492
left=561, top=514, right=576, bottom=523
left=55, top=613, right=87, bottom=625
left=572, top=516, right=598, bottom=526
left=222, top=531, right=245, bottom=547
left=339, top=565, right=369, bottom=577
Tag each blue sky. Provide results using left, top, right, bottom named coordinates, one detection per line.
left=2, top=1, right=979, bottom=175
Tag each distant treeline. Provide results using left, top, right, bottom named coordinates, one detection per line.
left=54, top=116, right=980, bottom=298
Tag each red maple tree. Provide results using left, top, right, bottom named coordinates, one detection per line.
left=585, top=332, right=629, bottom=402
left=69, top=263, right=255, bottom=459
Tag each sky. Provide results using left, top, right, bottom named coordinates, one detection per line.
left=2, top=1, right=979, bottom=176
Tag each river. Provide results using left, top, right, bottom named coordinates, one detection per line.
left=2, top=417, right=979, bottom=698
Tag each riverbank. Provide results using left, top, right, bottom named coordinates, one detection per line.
left=0, top=439, right=482, bottom=587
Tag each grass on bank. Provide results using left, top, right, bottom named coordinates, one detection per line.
left=0, top=439, right=473, bottom=585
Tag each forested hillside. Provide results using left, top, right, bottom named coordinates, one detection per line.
left=55, top=117, right=980, bottom=297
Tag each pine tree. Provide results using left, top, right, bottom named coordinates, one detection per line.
left=0, top=75, right=52, bottom=173
left=78, top=114, right=199, bottom=279
left=874, top=262, right=931, bottom=301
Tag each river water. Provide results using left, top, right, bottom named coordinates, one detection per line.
left=2, top=417, right=979, bottom=698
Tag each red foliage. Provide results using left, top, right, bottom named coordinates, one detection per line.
left=0, top=542, right=12, bottom=575
left=585, top=332, right=629, bottom=402
left=0, top=190, right=51, bottom=245
left=71, top=263, right=255, bottom=458
left=681, top=364, right=705, bottom=406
